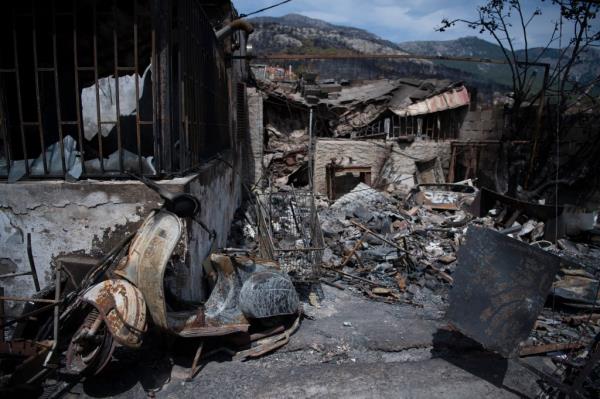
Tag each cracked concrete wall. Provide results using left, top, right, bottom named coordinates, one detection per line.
left=314, top=139, right=389, bottom=195
left=0, top=153, right=242, bottom=315
left=0, top=181, right=163, bottom=316
left=387, top=141, right=452, bottom=181
left=314, top=138, right=451, bottom=195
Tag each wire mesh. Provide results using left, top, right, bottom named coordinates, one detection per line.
left=256, top=190, right=324, bottom=282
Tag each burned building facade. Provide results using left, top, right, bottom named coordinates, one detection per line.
left=250, top=77, right=506, bottom=200
left=0, top=0, right=253, bottom=313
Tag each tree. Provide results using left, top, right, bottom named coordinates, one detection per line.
left=439, top=0, right=600, bottom=200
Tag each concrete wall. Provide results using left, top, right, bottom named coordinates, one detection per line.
left=314, top=139, right=388, bottom=195
left=387, top=140, right=452, bottom=184
left=244, top=87, right=264, bottom=187
left=0, top=152, right=241, bottom=315
left=314, top=138, right=451, bottom=195
left=458, top=107, right=505, bottom=141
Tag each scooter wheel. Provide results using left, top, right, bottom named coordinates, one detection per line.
left=65, top=307, right=116, bottom=376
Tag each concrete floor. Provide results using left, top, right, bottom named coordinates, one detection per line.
left=74, top=286, right=546, bottom=399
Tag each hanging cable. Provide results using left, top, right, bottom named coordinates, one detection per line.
left=239, top=0, right=292, bottom=19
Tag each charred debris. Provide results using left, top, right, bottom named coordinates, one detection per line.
left=240, top=65, right=600, bottom=396
left=0, top=1, right=599, bottom=398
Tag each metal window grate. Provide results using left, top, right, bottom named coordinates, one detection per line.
left=173, top=0, right=230, bottom=173
left=0, top=0, right=231, bottom=181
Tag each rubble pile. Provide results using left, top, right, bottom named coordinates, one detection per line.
left=263, top=125, right=309, bottom=186
left=318, top=183, right=464, bottom=307
left=318, top=181, right=600, bottom=356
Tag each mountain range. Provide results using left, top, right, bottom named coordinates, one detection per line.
left=248, top=14, right=600, bottom=93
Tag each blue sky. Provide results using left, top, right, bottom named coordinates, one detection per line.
left=233, top=0, right=564, bottom=48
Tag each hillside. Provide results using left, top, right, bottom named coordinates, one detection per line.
left=399, top=36, right=600, bottom=88
left=248, top=14, right=495, bottom=88
left=248, top=14, right=600, bottom=94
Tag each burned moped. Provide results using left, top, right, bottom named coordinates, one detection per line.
left=65, top=177, right=301, bottom=376
left=3, top=178, right=300, bottom=390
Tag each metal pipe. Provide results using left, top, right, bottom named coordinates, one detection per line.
left=525, top=63, right=550, bottom=189
left=51, top=1, right=67, bottom=175
left=0, top=271, right=35, bottom=279
left=72, top=0, right=87, bottom=176
left=113, top=2, right=124, bottom=174
left=31, top=6, right=48, bottom=175
left=0, top=296, right=59, bottom=304
left=134, top=0, right=143, bottom=174
left=308, top=107, right=313, bottom=192
left=13, top=9, right=29, bottom=175
left=215, top=19, right=254, bottom=41
left=92, top=2, right=104, bottom=173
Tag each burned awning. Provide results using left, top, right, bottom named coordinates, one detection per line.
left=390, top=85, right=470, bottom=117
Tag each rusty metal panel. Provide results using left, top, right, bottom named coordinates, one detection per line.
left=83, top=279, right=147, bottom=348
left=443, top=86, right=470, bottom=109
left=447, top=226, right=563, bottom=357
left=391, top=85, right=470, bottom=117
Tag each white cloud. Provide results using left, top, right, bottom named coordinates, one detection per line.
left=234, top=0, right=565, bottom=47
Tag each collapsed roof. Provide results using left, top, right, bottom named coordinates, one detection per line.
left=332, top=79, right=470, bottom=136
left=257, top=78, right=470, bottom=137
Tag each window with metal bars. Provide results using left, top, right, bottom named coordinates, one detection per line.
left=0, top=0, right=232, bottom=181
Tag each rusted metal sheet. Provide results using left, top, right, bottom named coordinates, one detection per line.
left=447, top=226, right=563, bottom=357
left=425, top=94, right=446, bottom=113
left=114, top=210, right=182, bottom=330
left=56, top=255, right=100, bottom=291
left=83, top=279, right=147, bottom=348
left=234, top=315, right=301, bottom=361
left=443, top=86, right=470, bottom=109
left=391, top=85, right=470, bottom=116
left=552, top=275, right=600, bottom=307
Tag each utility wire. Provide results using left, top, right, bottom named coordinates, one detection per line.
left=239, top=0, right=292, bottom=18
